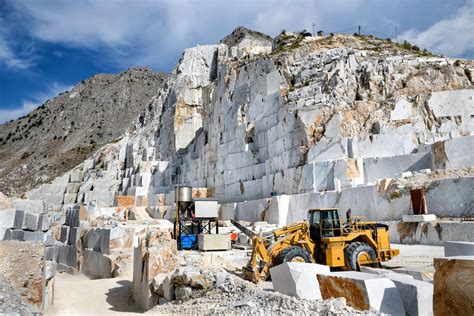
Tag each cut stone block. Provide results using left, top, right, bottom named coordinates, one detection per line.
left=402, top=214, right=437, bottom=222
left=393, top=266, right=435, bottom=283
left=60, top=226, right=69, bottom=243
left=434, top=256, right=474, bottom=316
left=270, top=262, right=330, bottom=300
left=65, top=207, right=80, bottom=227
left=58, top=244, right=77, bottom=268
left=132, top=230, right=178, bottom=310
left=45, top=244, right=60, bottom=261
left=383, top=273, right=433, bottom=316
left=63, top=193, right=77, bottom=204
left=82, top=249, right=113, bottom=279
left=317, top=271, right=405, bottom=315
left=23, top=231, right=45, bottom=242
left=10, top=229, right=24, bottom=240
left=444, top=241, right=474, bottom=257
left=68, top=227, right=80, bottom=246
left=37, top=213, right=51, bottom=232
left=0, top=228, right=11, bottom=240
left=359, top=266, right=414, bottom=279
left=22, top=213, right=40, bottom=231
left=0, top=209, right=24, bottom=229
left=12, top=199, right=45, bottom=213
left=197, top=234, right=231, bottom=251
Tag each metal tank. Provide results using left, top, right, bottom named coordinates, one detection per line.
left=175, top=186, right=193, bottom=218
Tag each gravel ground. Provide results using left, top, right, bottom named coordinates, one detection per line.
left=150, top=270, right=365, bottom=315
left=0, top=275, right=38, bottom=315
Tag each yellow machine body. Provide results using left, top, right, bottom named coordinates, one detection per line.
left=241, top=208, right=400, bottom=283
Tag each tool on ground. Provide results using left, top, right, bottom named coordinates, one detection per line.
left=232, top=208, right=400, bottom=283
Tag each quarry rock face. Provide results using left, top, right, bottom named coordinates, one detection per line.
left=433, top=256, right=474, bottom=316
left=16, top=33, right=472, bottom=239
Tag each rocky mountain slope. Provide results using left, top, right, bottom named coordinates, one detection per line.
left=0, top=67, right=167, bottom=196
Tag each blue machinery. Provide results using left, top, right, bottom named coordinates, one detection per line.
left=173, top=186, right=219, bottom=250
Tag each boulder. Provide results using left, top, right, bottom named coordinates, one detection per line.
left=433, top=256, right=474, bottom=316
left=174, top=285, right=192, bottom=301
left=317, top=271, right=405, bottom=315
left=270, top=262, right=330, bottom=300
left=444, top=241, right=474, bottom=257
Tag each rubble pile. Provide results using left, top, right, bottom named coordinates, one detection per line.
left=150, top=269, right=358, bottom=315
left=0, top=241, right=49, bottom=310
left=0, top=275, right=37, bottom=315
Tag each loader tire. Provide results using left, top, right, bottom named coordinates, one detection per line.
left=276, top=246, right=311, bottom=265
left=344, top=242, right=377, bottom=271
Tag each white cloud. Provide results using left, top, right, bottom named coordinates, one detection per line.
left=401, top=1, right=474, bottom=56
left=0, top=17, right=35, bottom=70
left=0, top=82, right=71, bottom=123
left=4, top=0, right=472, bottom=70
left=6, top=0, right=360, bottom=69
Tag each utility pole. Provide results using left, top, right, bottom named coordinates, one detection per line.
left=395, top=26, right=398, bottom=43
left=312, top=23, right=316, bottom=37
left=358, top=25, right=361, bottom=36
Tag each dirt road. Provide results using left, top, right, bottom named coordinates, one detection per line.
left=49, top=274, right=140, bottom=315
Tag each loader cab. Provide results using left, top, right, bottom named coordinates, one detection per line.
left=308, top=208, right=342, bottom=240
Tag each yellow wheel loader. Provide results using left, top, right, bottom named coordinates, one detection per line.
left=231, top=208, right=399, bottom=283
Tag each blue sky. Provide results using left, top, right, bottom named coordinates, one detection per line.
left=1, top=0, right=473, bottom=123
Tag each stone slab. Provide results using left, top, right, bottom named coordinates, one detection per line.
left=392, top=266, right=435, bottom=283
left=317, top=271, right=405, bottom=315
left=444, top=241, right=474, bottom=257
left=197, top=234, right=231, bottom=251
left=270, top=262, right=330, bottom=300
left=402, top=214, right=437, bottom=222
left=433, top=256, right=474, bottom=316
left=23, top=231, right=45, bottom=242
left=384, top=273, right=433, bottom=316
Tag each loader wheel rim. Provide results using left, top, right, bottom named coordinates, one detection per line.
left=290, top=256, right=306, bottom=263
left=357, top=251, right=371, bottom=266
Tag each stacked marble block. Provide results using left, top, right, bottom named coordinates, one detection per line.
left=54, top=207, right=82, bottom=273
left=0, top=199, right=53, bottom=242
left=82, top=224, right=135, bottom=278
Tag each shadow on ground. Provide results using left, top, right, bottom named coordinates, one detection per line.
left=105, top=280, right=140, bottom=312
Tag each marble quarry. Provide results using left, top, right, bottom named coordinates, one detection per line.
left=0, top=31, right=473, bottom=314
left=19, top=37, right=473, bottom=244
